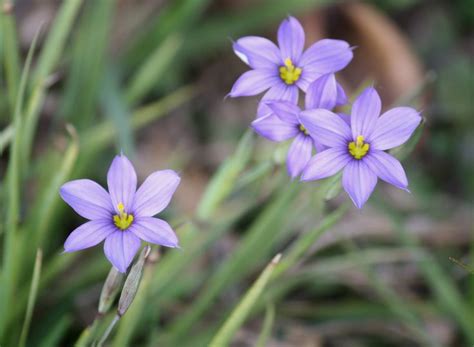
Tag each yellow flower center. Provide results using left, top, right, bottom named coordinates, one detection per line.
left=279, top=58, right=302, bottom=85
left=113, top=202, right=134, bottom=230
left=299, top=124, right=309, bottom=135
left=348, top=135, right=370, bottom=159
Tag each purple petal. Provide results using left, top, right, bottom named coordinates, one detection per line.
left=277, top=16, right=305, bottom=62
left=342, top=160, right=378, bottom=208
left=351, top=87, right=381, bottom=139
left=312, top=138, right=326, bottom=153
left=301, top=148, right=351, bottom=181
left=338, top=113, right=351, bottom=126
left=364, top=150, right=408, bottom=191
left=336, top=82, right=348, bottom=106
left=287, top=133, right=313, bottom=179
left=132, top=170, right=180, bottom=217
left=295, top=69, right=321, bottom=92
left=299, top=109, right=352, bottom=147
left=60, top=179, right=113, bottom=220
left=266, top=101, right=300, bottom=124
left=233, top=36, right=281, bottom=69
left=370, top=107, right=421, bottom=150
left=64, top=220, right=115, bottom=252
left=130, top=217, right=179, bottom=248
left=299, top=39, right=353, bottom=73
left=107, top=155, right=137, bottom=214
left=304, top=74, right=338, bottom=110
left=251, top=114, right=299, bottom=142
left=104, top=231, right=141, bottom=273
left=257, top=84, right=299, bottom=117
left=229, top=69, right=279, bottom=97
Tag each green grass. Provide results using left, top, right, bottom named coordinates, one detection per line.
left=0, top=0, right=472, bottom=346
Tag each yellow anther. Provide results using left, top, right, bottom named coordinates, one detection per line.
left=299, top=124, right=309, bottom=135
left=279, top=58, right=302, bottom=85
left=348, top=135, right=370, bottom=159
left=113, top=202, right=134, bottom=230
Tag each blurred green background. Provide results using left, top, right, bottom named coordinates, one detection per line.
left=0, top=0, right=472, bottom=346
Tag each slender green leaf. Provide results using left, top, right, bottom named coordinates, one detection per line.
left=255, top=303, right=275, bottom=347
left=167, top=182, right=300, bottom=344
left=58, top=0, right=114, bottom=127
left=19, top=249, right=43, bottom=347
left=0, top=0, right=20, bottom=115
left=22, top=0, right=84, bottom=167
left=0, top=123, right=14, bottom=155
left=126, top=34, right=183, bottom=105
left=1, top=26, right=41, bottom=342
left=209, top=254, right=281, bottom=347
left=197, top=130, right=254, bottom=220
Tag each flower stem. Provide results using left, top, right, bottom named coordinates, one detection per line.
left=96, top=314, right=120, bottom=347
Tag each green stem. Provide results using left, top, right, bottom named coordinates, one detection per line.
left=96, top=314, right=120, bottom=347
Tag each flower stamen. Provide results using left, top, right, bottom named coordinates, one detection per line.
left=348, top=135, right=370, bottom=159
left=113, top=202, right=134, bottom=230
left=299, top=124, right=309, bottom=136
left=279, top=58, right=302, bottom=85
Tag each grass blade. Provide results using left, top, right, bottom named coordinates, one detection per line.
left=81, top=85, right=196, bottom=155
left=58, top=0, right=114, bottom=128
left=209, top=254, right=281, bottom=347
left=255, top=303, right=275, bottom=347
left=22, top=0, right=84, bottom=168
left=19, top=249, right=43, bottom=347
left=101, top=66, right=135, bottom=155
left=28, top=124, right=79, bottom=250
left=0, top=26, right=41, bottom=342
left=166, top=182, right=300, bottom=344
left=196, top=130, right=254, bottom=220
left=125, top=34, right=183, bottom=105
left=0, top=0, right=21, bottom=115
left=0, top=123, right=14, bottom=155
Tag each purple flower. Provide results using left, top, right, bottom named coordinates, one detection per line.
left=251, top=73, right=347, bottom=179
left=60, top=154, right=180, bottom=273
left=299, top=87, right=421, bottom=208
left=229, top=16, right=353, bottom=116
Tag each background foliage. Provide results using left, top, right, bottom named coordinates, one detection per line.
left=0, top=0, right=472, bottom=346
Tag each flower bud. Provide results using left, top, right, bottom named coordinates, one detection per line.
left=98, top=267, right=124, bottom=315
left=117, top=246, right=151, bottom=316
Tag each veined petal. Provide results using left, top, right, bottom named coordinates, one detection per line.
left=312, top=138, right=326, bottom=153
left=342, top=160, right=378, bottom=208
left=64, top=220, right=115, bottom=252
left=301, top=148, right=351, bottom=181
left=278, top=16, right=305, bottom=62
left=233, top=36, right=281, bottom=68
left=267, top=101, right=300, bottom=124
left=229, top=69, right=279, bottom=97
left=299, top=109, right=352, bottom=147
left=257, top=84, right=299, bottom=117
left=60, top=179, right=113, bottom=220
left=336, top=82, right=348, bottom=106
left=107, top=154, right=137, bottom=214
left=370, top=107, right=421, bottom=150
left=295, top=69, right=321, bottom=92
left=130, top=217, right=179, bottom=248
left=351, top=87, right=381, bottom=139
left=364, top=150, right=408, bottom=191
left=133, top=170, right=180, bottom=217
left=305, top=74, right=338, bottom=110
left=252, top=114, right=299, bottom=142
left=287, top=133, right=313, bottom=179
left=338, top=113, right=351, bottom=127
left=104, top=231, right=141, bottom=273
left=299, top=39, right=353, bottom=73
